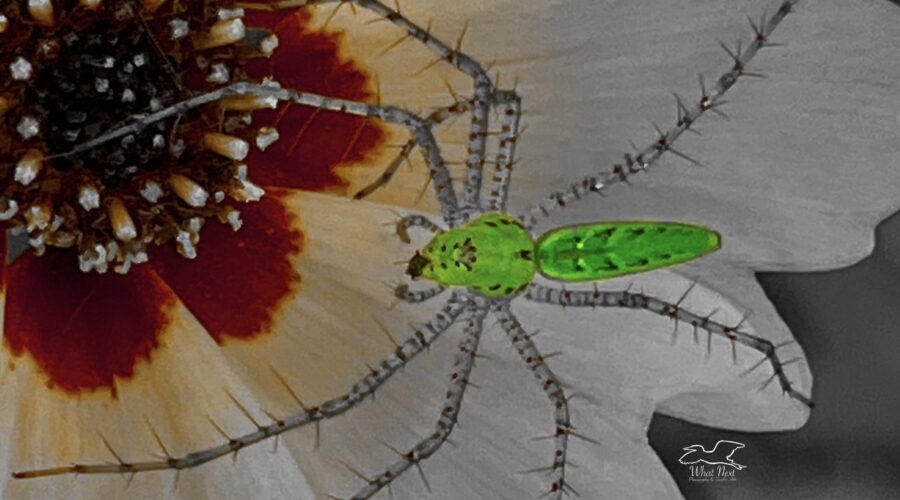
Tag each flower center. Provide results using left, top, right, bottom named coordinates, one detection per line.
left=0, top=1, right=280, bottom=273
left=28, top=18, right=187, bottom=184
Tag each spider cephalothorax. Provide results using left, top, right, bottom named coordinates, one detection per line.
left=406, top=213, right=535, bottom=297
left=1, top=0, right=277, bottom=273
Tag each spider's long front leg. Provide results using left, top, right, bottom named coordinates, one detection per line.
left=28, top=79, right=463, bottom=223
left=523, top=283, right=813, bottom=408
left=354, top=99, right=473, bottom=201
left=244, top=0, right=495, bottom=223
left=484, top=90, right=522, bottom=213
left=348, top=299, right=488, bottom=499
left=12, top=293, right=471, bottom=480
left=517, top=0, right=799, bottom=229
left=494, top=303, right=575, bottom=500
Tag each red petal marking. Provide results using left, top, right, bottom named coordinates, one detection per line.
left=3, top=249, right=176, bottom=395
left=0, top=226, right=6, bottom=289
left=150, top=192, right=303, bottom=343
left=243, top=8, right=387, bottom=191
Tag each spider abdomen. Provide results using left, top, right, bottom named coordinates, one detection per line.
left=535, top=221, right=721, bottom=282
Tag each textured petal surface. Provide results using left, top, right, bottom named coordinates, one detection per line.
left=0, top=303, right=316, bottom=499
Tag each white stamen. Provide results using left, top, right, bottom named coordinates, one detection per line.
left=10, top=57, right=33, bottom=81
left=256, top=127, right=280, bottom=151
left=50, top=214, right=64, bottom=232
left=15, top=149, right=43, bottom=186
left=225, top=209, right=243, bottom=231
left=78, top=244, right=108, bottom=274
left=175, top=230, right=197, bottom=259
left=140, top=181, right=164, bottom=203
left=203, top=132, right=249, bottom=160
left=121, top=88, right=136, bottom=103
left=169, top=174, right=209, bottom=207
left=29, top=234, right=46, bottom=256
left=94, top=77, right=110, bottom=93
left=214, top=191, right=225, bottom=203
left=0, top=200, right=18, bottom=220
left=203, top=18, right=245, bottom=49
left=207, top=63, right=230, bottom=83
left=218, top=7, right=245, bottom=20
left=108, top=198, right=137, bottom=242
left=114, top=248, right=147, bottom=275
left=17, top=116, right=40, bottom=139
left=186, top=217, right=203, bottom=234
left=260, top=34, right=279, bottom=56
left=169, top=18, right=189, bottom=40
left=133, top=53, right=147, bottom=67
left=78, top=185, right=101, bottom=211
left=231, top=178, right=266, bottom=203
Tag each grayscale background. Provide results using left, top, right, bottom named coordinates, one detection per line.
left=648, top=210, right=900, bottom=499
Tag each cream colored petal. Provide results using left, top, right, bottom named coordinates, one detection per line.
left=317, top=0, right=900, bottom=272
left=0, top=302, right=316, bottom=499
left=658, top=262, right=813, bottom=430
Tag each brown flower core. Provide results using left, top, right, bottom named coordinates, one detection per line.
left=0, top=1, right=279, bottom=273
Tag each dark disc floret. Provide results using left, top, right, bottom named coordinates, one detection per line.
left=0, top=0, right=282, bottom=273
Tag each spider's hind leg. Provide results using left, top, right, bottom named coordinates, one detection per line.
left=523, top=283, right=813, bottom=408
left=494, top=303, right=575, bottom=500
left=348, top=299, right=489, bottom=499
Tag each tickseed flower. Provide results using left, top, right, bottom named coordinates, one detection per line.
left=2, top=1, right=899, bottom=499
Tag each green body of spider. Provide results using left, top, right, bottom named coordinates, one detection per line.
left=407, top=213, right=721, bottom=297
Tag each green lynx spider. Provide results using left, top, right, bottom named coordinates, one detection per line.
left=13, top=1, right=812, bottom=498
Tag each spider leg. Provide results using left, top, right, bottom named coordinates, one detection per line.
left=243, top=0, right=496, bottom=224
left=393, top=213, right=444, bottom=244
left=484, top=90, right=522, bottom=213
left=523, top=283, right=813, bottom=408
left=12, top=292, right=472, bottom=480
left=31, top=80, right=462, bottom=224
left=494, top=303, right=574, bottom=500
left=517, top=0, right=799, bottom=229
left=348, top=299, right=488, bottom=499
left=353, top=99, right=473, bottom=200
left=393, top=282, right=445, bottom=304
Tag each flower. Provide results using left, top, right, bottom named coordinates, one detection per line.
left=2, top=1, right=900, bottom=499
